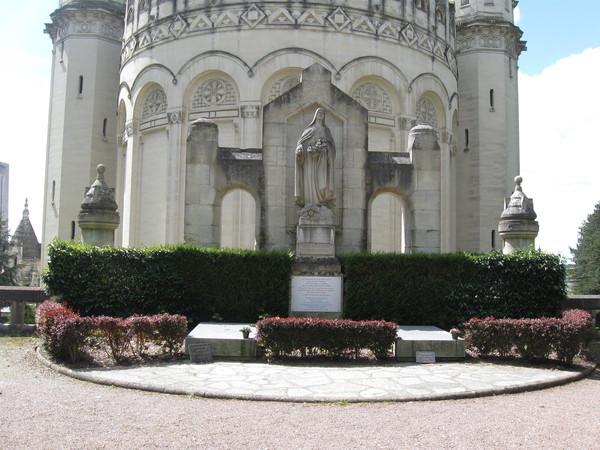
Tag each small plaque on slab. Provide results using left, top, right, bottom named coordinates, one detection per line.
left=189, top=343, right=213, bottom=363
left=415, top=351, right=436, bottom=364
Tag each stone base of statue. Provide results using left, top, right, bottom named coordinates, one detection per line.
left=296, top=205, right=335, bottom=256
left=290, top=205, right=342, bottom=319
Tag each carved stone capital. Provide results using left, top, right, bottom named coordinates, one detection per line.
left=167, top=110, right=183, bottom=124
left=241, top=105, right=260, bottom=118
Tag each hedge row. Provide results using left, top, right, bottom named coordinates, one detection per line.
left=462, top=310, right=593, bottom=365
left=43, top=241, right=566, bottom=328
left=256, top=317, right=398, bottom=360
left=35, top=300, right=188, bottom=363
left=43, top=241, right=293, bottom=324
left=339, top=250, right=566, bottom=328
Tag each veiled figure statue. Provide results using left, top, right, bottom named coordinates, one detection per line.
left=294, top=108, right=336, bottom=209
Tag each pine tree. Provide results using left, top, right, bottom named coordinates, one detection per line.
left=0, top=219, right=19, bottom=286
left=570, top=201, right=600, bottom=294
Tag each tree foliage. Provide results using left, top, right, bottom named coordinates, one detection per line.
left=571, top=201, right=600, bottom=294
left=0, top=220, right=18, bottom=286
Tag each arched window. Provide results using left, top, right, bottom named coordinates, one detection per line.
left=141, top=88, right=167, bottom=120
left=351, top=80, right=397, bottom=152
left=220, top=189, right=256, bottom=250
left=352, top=83, right=393, bottom=115
left=370, top=192, right=405, bottom=253
left=192, top=78, right=237, bottom=109
left=416, top=97, right=438, bottom=127
left=268, top=75, right=300, bottom=102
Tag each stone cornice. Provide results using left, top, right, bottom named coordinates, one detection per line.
left=456, top=20, right=525, bottom=57
left=121, top=4, right=457, bottom=75
left=45, top=5, right=125, bottom=45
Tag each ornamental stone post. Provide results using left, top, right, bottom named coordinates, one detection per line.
left=498, top=176, right=539, bottom=254
left=77, top=164, right=120, bottom=246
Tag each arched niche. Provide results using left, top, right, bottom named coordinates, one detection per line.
left=349, top=76, right=401, bottom=152
left=219, top=187, right=258, bottom=250
left=369, top=190, right=410, bottom=253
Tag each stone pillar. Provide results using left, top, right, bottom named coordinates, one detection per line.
left=498, top=176, right=539, bottom=254
left=409, top=125, right=441, bottom=253
left=166, top=110, right=184, bottom=243
left=120, top=120, right=139, bottom=247
left=77, top=164, right=120, bottom=246
left=184, top=118, right=219, bottom=247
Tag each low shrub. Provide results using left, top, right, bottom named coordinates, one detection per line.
left=35, top=300, right=93, bottom=363
left=152, top=313, right=188, bottom=355
left=95, top=316, right=132, bottom=362
left=128, top=314, right=158, bottom=357
left=256, top=317, right=398, bottom=360
left=463, top=310, right=593, bottom=365
left=554, top=309, right=594, bottom=365
left=36, top=300, right=188, bottom=363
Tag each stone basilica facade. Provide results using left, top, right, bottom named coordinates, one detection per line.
left=42, top=0, right=525, bottom=260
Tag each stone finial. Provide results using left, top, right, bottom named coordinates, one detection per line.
left=77, top=164, right=120, bottom=246
left=23, top=198, right=29, bottom=218
left=500, top=176, right=537, bottom=221
left=498, top=176, right=539, bottom=254
left=80, top=164, right=118, bottom=211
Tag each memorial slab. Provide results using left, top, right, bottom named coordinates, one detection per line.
left=185, top=323, right=257, bottom=361
left=396, top=326, right=465, bottom=362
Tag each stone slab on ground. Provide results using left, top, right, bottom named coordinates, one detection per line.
left=41, top=348, right=594, bottom=403
left=396, top=325, right=465, bottom=361
left=185, top=323, right=257, bottom=361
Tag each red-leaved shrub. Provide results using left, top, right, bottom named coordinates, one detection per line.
left=128, top=314, right=158, bottom=357
left=256, top=317, right=398, bottom=360
left=152, top=313, right=188, bottom=354
left=463, top=310, right=593, bottom=365
left=94, top=316, right=132, bottom=361
left=35, top=300, right=96, bottom=363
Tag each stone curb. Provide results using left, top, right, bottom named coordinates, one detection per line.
left=36, top=346, right=597, bottom=403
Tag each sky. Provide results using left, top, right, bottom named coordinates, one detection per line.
left=0, top=0, right=599, bottom=260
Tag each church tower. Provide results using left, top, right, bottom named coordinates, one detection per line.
left=41, top=0, right=124, bottom=262
left=454, top=0, right=525, bottom=252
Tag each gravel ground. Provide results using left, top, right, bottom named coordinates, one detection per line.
left=1, top=337, right=599, bottom=449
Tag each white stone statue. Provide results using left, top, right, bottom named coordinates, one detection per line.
left=294, top=108, right=336, bottom=209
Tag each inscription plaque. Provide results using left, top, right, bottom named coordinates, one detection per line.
left=415, top=351, right=436, bottom=364
left=291, top=276, right=342, bottom=313
left=189, top=343, right=213, bottom=363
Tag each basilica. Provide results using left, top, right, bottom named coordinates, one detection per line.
left=41, top=0, right=525, bottom=260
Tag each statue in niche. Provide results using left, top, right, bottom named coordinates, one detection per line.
left=294, top=108, right=336, bottom=209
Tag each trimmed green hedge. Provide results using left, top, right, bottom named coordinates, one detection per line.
left=43, top=241, right=566, bottom=327
left=339, top=250, right=566, bottom=328
left=43, top=241, right=293, bottom=323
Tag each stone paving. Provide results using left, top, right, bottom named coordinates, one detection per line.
left=41, top=354, right=593, bottom=403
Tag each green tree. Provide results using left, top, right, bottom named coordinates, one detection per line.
left=570, top=201, right=600, bottom=294
left=0, top=219, right=19, bottom=286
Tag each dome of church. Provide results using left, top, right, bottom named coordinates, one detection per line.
left=42, top=0, right=526, bottom=256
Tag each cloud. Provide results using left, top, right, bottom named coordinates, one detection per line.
left=519, top=47, right=600, bottom=258
left=514, top=6, right=521, bottom=24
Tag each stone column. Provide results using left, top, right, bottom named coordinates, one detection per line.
left=498, top=176, right=539, bottom=254
left=409, top=124, right=441, bottom=253
left=166, top=110, right=184, bottom=243
left=120, top=120, right=139, bottom=246
left=184, top=118, right=219, bottom=247
left=77, top=164, right=120, bottom=246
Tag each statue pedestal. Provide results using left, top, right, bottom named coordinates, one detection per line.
left=291, top=206, right=342, bottom=319
left=296, top=205, right=335, bottom=256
